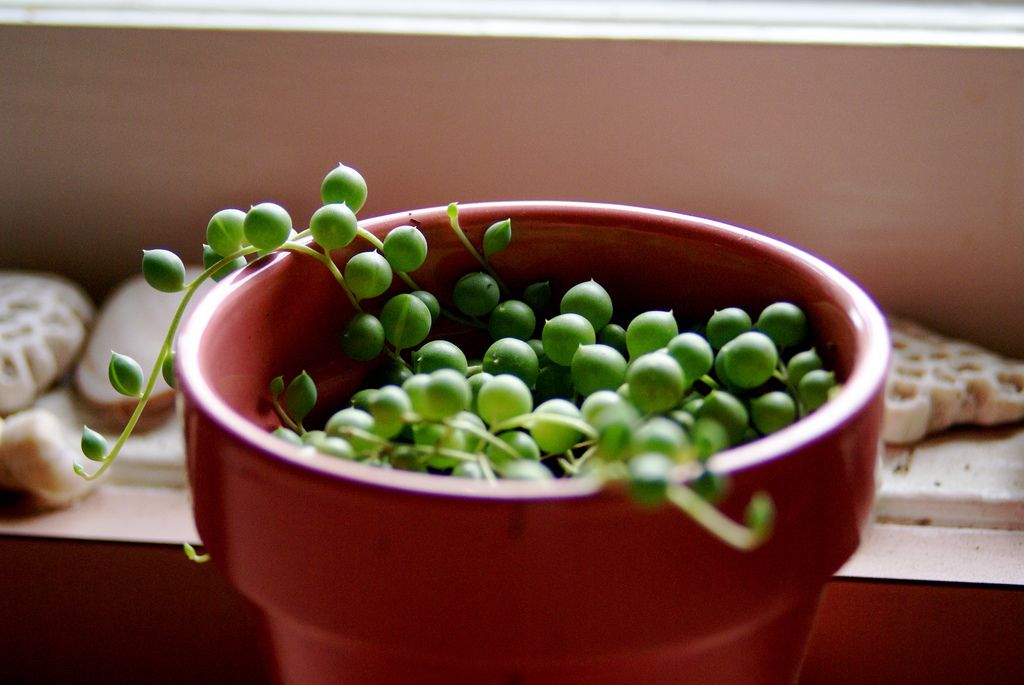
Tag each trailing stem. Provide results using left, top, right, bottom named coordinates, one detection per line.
left=75, top=249, right=258, bottom=481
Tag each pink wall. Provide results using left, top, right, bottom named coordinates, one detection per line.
left=2, top=26, right=1021, bottom=355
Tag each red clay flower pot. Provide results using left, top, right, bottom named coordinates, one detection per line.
left=177, top=202, right=889, bottom=685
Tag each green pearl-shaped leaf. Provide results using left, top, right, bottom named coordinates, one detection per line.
left=141, top=249, right=186, bottom=293
left=269, top=375, right=285, bottom=397
left=206, top=208, right=247, bottom=256
left=380, top=293, right=432, bottom=350
left=202, top=244, right=247, bottom=282
left=344, top=251, right=393, bottom=300
left=271, top=426, right=304, bottom=446
left=108, top=351, right=144, bottom=397
left=284, top=371, right=317, bottom=424
left=410, top=290, right=440, bottom=323
left=483, top=218, right=511, bottom=258
left=382, top=225, right=428, bottom=272
left=627, top=452, right=673, bottom=507
left=80, top=425, right=108, bottom=462
left=690, top=470, right=728, bottom=503
left=244, top=202, right=293, bottom=251
left=744, top=491, right=775, bottom=536
left=523, top=280, right=551, bottom=315
left=161, top=350, right=176, bottom=389
left=340, top=313, right=385, bottom=361
left=310, top=202, right=359, bottom=251
left=320, top=163, right=368, bottom=213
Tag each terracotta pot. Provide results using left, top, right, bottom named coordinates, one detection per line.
left=177, top=202, right=889, bottom=685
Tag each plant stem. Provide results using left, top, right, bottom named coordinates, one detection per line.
left=384, top=345, right=411, bottom=369
left=183, top=542, right=210, bottom=563
left=491, top=412, right=599, bottom=439
left=76, top=250, right=257, bottom=480
left=442, top=308, right=487, bottom=329
left=272, top=397, right=302, bottom=434
left=281, top=242, right=362, bottom=312
left=572, top=444, right=599, bottom=472
left=664, top=485, right=769, bottom=551
left=334, top=426, right=388, bottom=446
left=355, top=227, right=421, bottom=291
left=699, top=374, right=721, bottom=391
left=355, top=226, right=384, bottom=251
left=476, top=453, right=498, bottom=485
left=557, top=450, right=579, bottom=475
left=446, top=203, right=511, bottom=296
left=355, top=226, right=483, bottom=328
left=445, top=417, right=518, bottom=462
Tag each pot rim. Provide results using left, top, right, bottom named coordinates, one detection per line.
left=177, top=200, right=890, bottom=500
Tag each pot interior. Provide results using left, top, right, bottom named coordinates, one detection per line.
left=181, top=201, right=886, bottom=487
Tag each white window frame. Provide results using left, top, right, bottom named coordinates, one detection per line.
left=1, top=0, right=1023, bottom=47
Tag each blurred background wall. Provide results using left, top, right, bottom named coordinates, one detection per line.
left=2, top=26, right=1021, bottom=354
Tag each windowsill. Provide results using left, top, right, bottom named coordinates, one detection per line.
left=841, top=522, right=1024, bottom=585
left=7, top=418, right=1021, bottom=584
left=0, top=485, right=198, bottom=545
left=3, top=481, right=1022, bottom=587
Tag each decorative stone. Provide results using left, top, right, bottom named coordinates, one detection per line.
left=884, top=316, right=1024, bottom=444
left=74, top=269, right=206, bottom=419
left=0, top=407, right=95, bottom=507
left=0, top=271, right=94, bottom=416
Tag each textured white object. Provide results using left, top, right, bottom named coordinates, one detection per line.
left=35, top=385, right=186, bottom=488
left=0, top=381, right=187, bottom=508
left=0, top=271, right=95, bottom=416
left=883, top=316, right=1024, bottom=445
left=0, top=407, right=95, bottom=506
left=74, top=269, right=206, bottom=417
left=876, top=425, right=1024, bottom=530
left=0, top=378, right=188, bottom=507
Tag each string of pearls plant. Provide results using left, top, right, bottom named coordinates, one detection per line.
left=76, top=162, right=843, bottom=556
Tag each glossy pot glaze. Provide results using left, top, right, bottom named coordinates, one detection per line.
left=177, top=202, right=889, bottom=685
